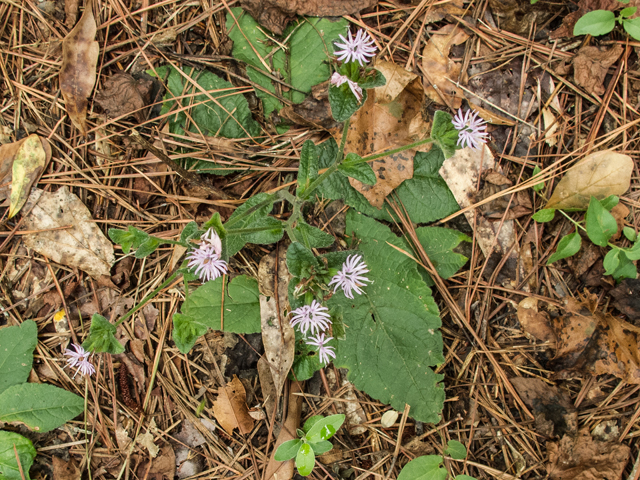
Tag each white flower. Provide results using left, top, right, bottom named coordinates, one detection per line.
left=186, top=228, right=227, bottom=282
left=290, top=300, right=332, bottom=335
left=64, top=344, right=95, bottom=378
left=452, top=109, right=488, bottom=150
left=330, top=72, right=363, bottom=102
left=328, top=254, right=371, bottom=299
left=334, top=29, right=377, bottom=66
left=201, top=228, right=222, bottom=256
left=306, top=333, right=336, bottom=365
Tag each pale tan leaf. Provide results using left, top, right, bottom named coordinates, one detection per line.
left=21, top=187, right=115, bottom=278
left=545, top=151, right=634, bottom=210
left=381, top=410, right=399, bottom=428
left=213, top=376, right=254, bottom=435
left=517, top=297, right=556, bottom=344
left=264, top=381, right=302, bottom=480
left=60, top=0, right=99, bottom=135
left=9, top=134, right=49, bottom=218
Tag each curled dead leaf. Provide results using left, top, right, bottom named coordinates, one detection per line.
left=517, top=297, right=556, bottom=344
left=60, top=0, right=99, bottom=135
left=94, top=72, right=154, bottom=122
left=213, top=375, right=255, bottom=435
left=573, top=44, right=623, bottom=96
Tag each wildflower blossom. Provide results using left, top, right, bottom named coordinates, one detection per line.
left=330, top=72, right=363, bottom=102
left=186, top=228, right=228, bottom=282
left=64, top=344, right=95, bottom=378
left=306, top=333, right=336, bottom=365
left=328, top=255, right=371, bottom=299
left=334, top=29, right=377, bottom=66
left=290, top=300, right=332, bottom=335
left=452, top=108, right=488, bottom=150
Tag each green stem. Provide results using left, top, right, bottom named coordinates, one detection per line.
left=558, top=208, right=622, bottom=251
left=115, top=272, right=178, bottom=327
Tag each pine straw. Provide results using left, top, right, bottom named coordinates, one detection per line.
left=1, top=0, right=640, bottom=478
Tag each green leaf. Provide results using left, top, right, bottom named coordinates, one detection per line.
left=358, top=69, right=386, bottom=89
left=172, top=313, right=209, bottom=354
left=532, top=208, right=556, bottom=223
left=0, top=320, right=37, bottom=395
left=180, top=221, right=200, bottom=245
left=547, top=232, right=582, bottom=265
left=291, top=222, right=334, bottom=249
left=180, top=275, right=261, bottom=337
left=224, top=193, right=278, bottom=257
left=227, top=10, right=347, bottom=118
left=297, top=140, right=319, bottom=196
left=603, top=249, right=621, bottom=276
left=623, top=17, right=640, bottom=40
left=623, top=226, right=637, bottom=242
left=585, top=196, right=618, bottom=246
left=306, top=414, right=345, bottom=443
left=291, top=329, right=324, bottom=381
left=308, top=440, right=333, bottom=455
left=83, top=314, right=125, bottom=354
left=203, top=212, right=227, bottom=239
left=455, top=476, right=478, bottom=480
left=109, top=227, right=149, bottom=254
left=135, top=237, right=160, bottom=258
left=625, top=240, right=640, bottom=260
left=573, top=10, right=616, bottom=36
left=338, top=153, right=377, bottom=185
left=397, top=456, right=447, bottom=480
left=600, top=195, right=619, bottom=210
left=532, top=165, right=544, bottom=192
left=295, top=443, right=315, bottom=477
left=431, top=110, right=459, bottom=158
left=274, top=439, right=303, bottom=462
left=621, top=6, right=637, bottom=17
left=239, top=217, right=284, bottom=245
left=415, top=227, right=470, bottom=283
left=445, top=440, right=467, bottom=460
left=287, top=242, right=320, bottom=278
left=331, top=212, right=444, bottom=423
left=0, top=431, right=36, bottom=480
left=0, top=383, right=84, bottom=432
left=612, top=253, right=637, bottom=281
left=303, top=415, right=324, bottom=433
left=329, top=84, right=366, bottom=122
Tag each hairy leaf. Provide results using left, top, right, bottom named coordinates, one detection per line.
left=83, top=314, right=124, bottom=354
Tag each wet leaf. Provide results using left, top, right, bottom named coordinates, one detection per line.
left=21, top=187, right=115, bottom=278
left=545, top=151, right=633, bottom=210
left=60, top=0, right=99, bottom=135
left=213, top=376, right=255, bottom=435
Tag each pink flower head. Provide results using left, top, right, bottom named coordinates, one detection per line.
left=64, top=344, right=95, bottom=378
left=330, top=72, right=363, bottom=102
left=306, top=333, right=336, bottom=365
left=334, top=29, right=377, bottom=66
left=328, top=254, right=370, bottom=299
left=201, top=228, right=222, bottom=256
left=290, top=300, right=332, bottom=335
left=186, top=243, right=228, bottom=282
left=452, top=109, right=488, bottom=150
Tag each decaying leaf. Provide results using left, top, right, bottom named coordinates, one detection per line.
left=551, top=294, right=640, bottom=383
left=137, top=419, right=160, bottom=457
left=0, top=134, right=51, bottom=218
left=610, top=278, right=640, bottom=322
left=511, top=377, right=576, bottom=438
left=213, top=375, right=254, bottom=435
left=60, top=0, right=99, bottom=135
left=136, top=444, right=176, bottom=480
left=476, top=170, right=532, bottom=220
left=21, top=187, right=115, bottom=279
left=488, top=0, right=555, bottom=36
left=238, top=0, right=378, bottom=35
left=279, top=82, right=340, bottom=130
left=422, top=0, right=467, bottom=24
left=517, top=297, right=556, bottom=344
left=52, top=456, right=81, bottom=480
left=573, top=44, right=623, bottom=96
left=545, top=150, right=633, bottom=210
left=94, top=72, right=154, bottom=122
left=338, top=61, right=430, bottom=209
left=547, top=428, right=630, bottom=480
left=421, top=24, right=469, bottom=108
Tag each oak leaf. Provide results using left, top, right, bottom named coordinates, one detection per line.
left=213, top=376, right=254, bottom=435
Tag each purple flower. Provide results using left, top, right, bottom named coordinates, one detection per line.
left=64, top=344, right=95, bottom=378
left=328, top=255, right=371, bottom=299
left=186, top=228, right=228, bottom=282
left=290, top=300, right=332, bottom=335
left=306, top=333, right=336, bottom=365
left=334, top=29, right=377, bottom=66
left=452, top=109, right=488, bottom=150
left=330, top=72, right=363, bottom=102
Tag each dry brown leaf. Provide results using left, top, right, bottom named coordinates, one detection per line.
left=52, top=455, right=81, bottom=480
left=545, top=151, right=633, bottom=210
left=610, top=278, right=640, bottom=322
left=423, top=0, right=467, bottom=24
left=213, top=375, right=255, bottom=435
left=488, top=0, right=555, bottom=36
left=610, top=203, right=629, bottom=240
left=547, top=428, right=630, bottom=480
left=517, top=297, right=556, bottom=344
left=337, top=61, right=430, bottom=209
left=476, top=170, right=532, bottom=220
left=64, top=0, right=79, bottom=26
left=21, top=187, right=115, bottom=278
left=573, top=44, right=623, bottom=96
left=279, top=82, right=340, bottom=130
left=136, top=444, right=176, bottom=480
left=94, top=73, right=153, bottom=122
left=421, top=24, right=469, bottom=108
left=238, top=0, right=378, bottom=35
left=60, top=0, right=99, bottom=135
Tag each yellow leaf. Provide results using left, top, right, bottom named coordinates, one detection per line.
left=9, top=134, right=49, bottom=219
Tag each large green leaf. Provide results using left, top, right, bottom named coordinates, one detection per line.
left=330, top=212, right=445, bottom=423
left=317, top=140, right=459, bottom=224
left=0, top=431, right=36, bottom=480
left=0, top=383, right=84, bottom=432
left=397, top=456, right=447, bottom=480
left=174, top=275, right=261, bottom=353
left=223, top=193, right=278, bottom=257
left=0, top=320, right=37, bottom=395
left=227, top=9, right=347, bottom=118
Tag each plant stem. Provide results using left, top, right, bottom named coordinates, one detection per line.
left=116, top=272, right=178, bottom=327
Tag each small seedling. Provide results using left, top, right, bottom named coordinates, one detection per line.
left=573, top=0, right=640, bottom=40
